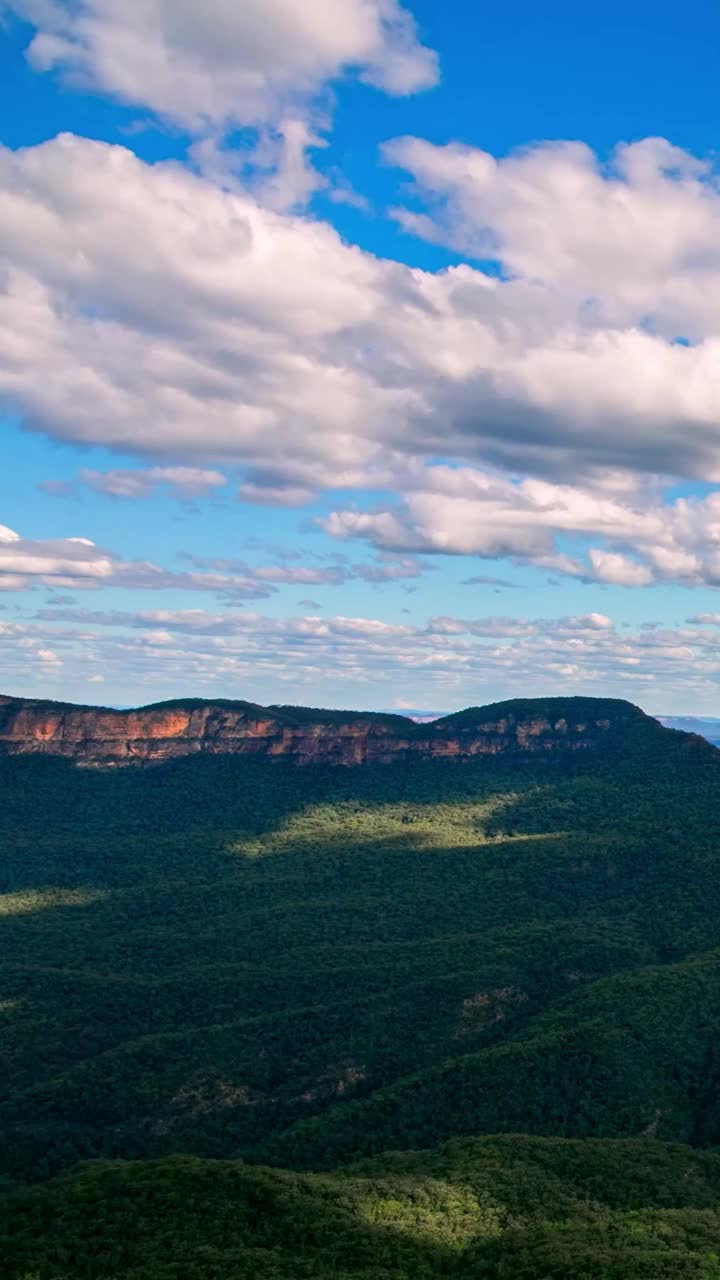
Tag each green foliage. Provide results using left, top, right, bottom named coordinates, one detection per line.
left=135, top=697, right=413, bottom=726
left=7, top=1138, right=720, bottom=1279
left=5, top=704, right=720, bottom=1273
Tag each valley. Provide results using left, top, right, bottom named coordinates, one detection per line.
left=4, top=695, right=720, bottom=1276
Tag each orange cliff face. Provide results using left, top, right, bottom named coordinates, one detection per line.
left=0, top=694, right=649, bottom=766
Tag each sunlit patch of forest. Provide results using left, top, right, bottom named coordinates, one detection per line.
left=9, top=1138, right=720, bottom=1278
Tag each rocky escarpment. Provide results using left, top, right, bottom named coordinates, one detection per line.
left=0, top=694, right=660, bottom=766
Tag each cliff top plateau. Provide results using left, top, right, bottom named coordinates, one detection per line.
left=0, top=691, right=690, bottom=765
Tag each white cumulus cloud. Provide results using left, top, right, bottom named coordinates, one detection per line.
left=7, top=133, right=720, bottom=501
left=8, top=0, right=438, bottom=130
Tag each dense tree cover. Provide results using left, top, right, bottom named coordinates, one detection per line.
left=134, top=697, right=414, bottom=725
left=7, top=1137, right=720, bottom=1278
left=5, top=703, right=720, bottom=1273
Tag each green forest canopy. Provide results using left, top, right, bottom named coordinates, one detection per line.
left=4, top=700, right=720, bottom=1275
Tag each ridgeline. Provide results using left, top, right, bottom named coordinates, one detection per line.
left=0, top=691, right=662, bottom=764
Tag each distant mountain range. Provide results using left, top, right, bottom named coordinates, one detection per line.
left=659, top=715, right=720, bottom=744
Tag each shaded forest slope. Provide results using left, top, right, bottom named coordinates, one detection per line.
left=2, top=702, right=720, bottom=1188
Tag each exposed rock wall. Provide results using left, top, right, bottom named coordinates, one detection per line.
left=0, top=694, right=645, bottom=766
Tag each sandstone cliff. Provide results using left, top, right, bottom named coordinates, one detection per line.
left=0, top=694, right=653, bottom=766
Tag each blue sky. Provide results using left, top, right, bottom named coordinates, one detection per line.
left=3, top=0, right=720, bottom=713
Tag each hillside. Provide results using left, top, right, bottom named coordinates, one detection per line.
left=8, top=1137, right=720, bottom=1278
left=3, top=696, right=720, bottom=1275
left=0, top=692, right=651, bottom=764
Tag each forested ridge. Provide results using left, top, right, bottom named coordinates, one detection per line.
left=4, top=697, right=720, bottom=1275
left=0, top=692, right=651, bottom=764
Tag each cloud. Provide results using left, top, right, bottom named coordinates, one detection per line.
left=0, top=525, right=280, bottom=598
left=111, top=554, right=426, bottom=596
left=0, top=523, right=279, bottom=598
left=0, top=525, right=113, bottom=588
left=353, top=557, right=425, bottom=582
left=6, top=1, right=437, bottom=213
left=37, top=479, right=75, bottom=498
left=36, top=647, right=61, bottom=664
left=40, top=467, right=227, bottom=501
left=8, top=0, right=438, bottom=132
left=33, top=608, right=257, bottom=636
left=107, top=562, right=277, bottom=599
left=237, top=482, right=318, bottom=508
left=383, top=134, right=720, bottom=338
left=10, top=24, right=720, bottom=708
left=10, top=605, right=720, bottom=711
left=318, top=466, right=720, bottom=588
left=0, top=519, right=424, bottom=600
left=8, top=133, right=720, bottom=510
left=463, top=575, right=518, bottom=588
left=10, top=135, right=720, bottom=602
left=179, top=551, right=425, bottom=587
left=0, top=135, right=405, bottom=477
left=78, top=466, right=226, bottom=499
left=587, top=549, right=653, bottom=587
